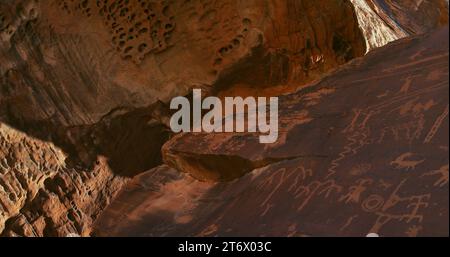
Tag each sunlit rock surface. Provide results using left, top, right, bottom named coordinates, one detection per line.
left=351, top=0, right=448, bottom=51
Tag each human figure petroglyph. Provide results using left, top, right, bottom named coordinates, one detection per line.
left=343, top=93, right=436, bottom=146
left=421, top=164, right=449, bottom=187
left=334, top=98, right=429, bottom=176
left=339, top=179, right=373, bottom=204
left=332, top=95, right=434, bottom=178
left=390, top=153, right=425, bottom=171
left=404, top=195, right=430, bottom=223
left=366, top=179, right=431, bottom=234
left=369, top=200, right=430, bottom=233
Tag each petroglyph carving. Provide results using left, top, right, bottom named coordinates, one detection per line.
left=377, top=114, right=425, bottom=144
left=367, top=180, right=431, bottom=234
left=349, top=163, right=372, bottom=176
left=390, top=153, right=425, bottom=170
left=288, top=166, right=313, bottom=192
left=411, top=100, right=436, bottom=114
left=294, top=166, right=314, bottom=181
left=260, top=168, right=290, bottom=208
left=424, top=105, right=449, bottom=143
left=259, top=166, right=314, bottom=216
left=327, top=128, right=371, bottom=178
left=294, top=179, right=343, bottom=212
left=343, top=109, right=374, bottom=133
left=421, top=164, right=449, bottom=187
left=362, top=194, right=385, bottom=212
left=340, top=214, right=358, bottom=232
left=339, top=178, right=373, bottom=204
left=396, top=98, right=427, bottom=115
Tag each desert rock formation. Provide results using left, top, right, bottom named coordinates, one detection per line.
left=95, top=26, right=449, bottom=237
left=0, top=0, right=448, bottom=237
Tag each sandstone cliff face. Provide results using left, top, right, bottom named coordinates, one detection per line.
left=0, top=0, right=448, bottom=237
left=95, top=27, right=449, bottom=237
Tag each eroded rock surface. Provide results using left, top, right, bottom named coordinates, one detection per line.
left=95, top=27, right=449, bottom=237
left=0, top=123, right=127, bottom=236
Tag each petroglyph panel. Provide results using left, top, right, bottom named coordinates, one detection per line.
left=94, top=28, right=449, bottom=237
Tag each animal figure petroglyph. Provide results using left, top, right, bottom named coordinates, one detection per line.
left=421, top=164, right=449, bottom=187
left=339, top=179, right=373, bottom=204
left=390, top=153, right=425, bottom=171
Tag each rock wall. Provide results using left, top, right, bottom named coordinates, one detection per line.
left=95, top=27, right=449, bottom=237
left=0, top=0, right=448, bottom=236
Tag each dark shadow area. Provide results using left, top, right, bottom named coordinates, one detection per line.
left=0, top=100, right=173, bottom=178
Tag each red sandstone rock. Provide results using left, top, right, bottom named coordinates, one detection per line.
left=94, top=27, right=449, bottom=237
left=0, top=0, right=448, bottom=237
